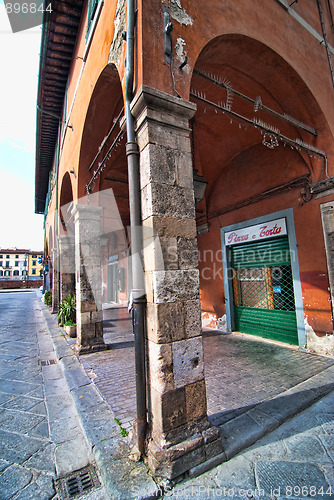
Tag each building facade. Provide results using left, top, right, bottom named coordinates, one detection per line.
left=0, top=249, right=43, bottom=283
left=35, top=0, right=334, bottom=478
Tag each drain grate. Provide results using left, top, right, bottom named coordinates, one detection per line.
left=55, top=465, right=100, bottom=499
left=40, top=359, right=57, bottom=366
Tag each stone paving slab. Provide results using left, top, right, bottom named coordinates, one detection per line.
left=0, top=291, right=109, bottom=499
left=165, top=390, right=334, bottom=499
left=41, top=299, right=159, bottom=500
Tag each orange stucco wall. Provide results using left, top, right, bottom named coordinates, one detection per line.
left=43, top=0, right=334, bottom=340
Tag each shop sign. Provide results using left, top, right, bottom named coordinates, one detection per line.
left=225, top=218, right=287, bottom=246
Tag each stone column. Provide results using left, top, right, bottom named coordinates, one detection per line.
left=72, top=205, right=107, bottom=354
left=321, top=201, right=334, bottom=318
left=131, top=86, right=223, bottom=480
left=59, top=235, right=75, bottom=301
left=51, top=249, right=59, bottom=313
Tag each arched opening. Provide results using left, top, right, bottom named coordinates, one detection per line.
left=59, top=172, right=75, bottom=301
left=74, top=64, right=135, bottom=430
left=189, top=33, right=334, bottom=422
left=59, top=171, right=74, bottom=236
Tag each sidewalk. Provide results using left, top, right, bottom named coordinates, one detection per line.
left=0, top=290, right=155, bottom=499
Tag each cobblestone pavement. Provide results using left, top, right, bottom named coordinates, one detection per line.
left=0, top=291, right=108, bottom=500
left=80, top=305, right=334, bottom=432
left=164, top=388, right=334, bottom=499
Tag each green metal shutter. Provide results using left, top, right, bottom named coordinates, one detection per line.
left=231, top=236, right=291, bottom=267
left=231, top=236, right=298, bottom=345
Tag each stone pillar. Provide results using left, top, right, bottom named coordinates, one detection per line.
left=131, top=86, right=223, bottom=480
left=321, top=201, right=334, bottom=318
left=72, top=205, right=107, bottom=354
left=51, top=249, right=59, bottom=313
left=59, top=235, right=75, bottom=301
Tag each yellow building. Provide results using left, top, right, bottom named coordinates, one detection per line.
left=27, top=252, right=43, bottom=279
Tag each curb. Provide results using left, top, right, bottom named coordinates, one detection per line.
left=214, top=366, right=334, bottom=463
left=41, top=304, right=159, bottom=500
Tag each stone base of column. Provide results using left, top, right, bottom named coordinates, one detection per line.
left=147, top=418, right=224, bottom=480
left=74, top=341, right=108, bottom=355
left=74, top=316, right=108, bottom=355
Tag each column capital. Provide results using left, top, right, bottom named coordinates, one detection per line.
left=71, top=204, right=103, bottom=222
left=131, top=85, right=196, bottom=134
left=58, top=234, right=75, bottom=246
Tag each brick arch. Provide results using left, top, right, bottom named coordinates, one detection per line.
left=190, top=33, right=334, bottom=340
left=190, top=33, right=332, bottom=195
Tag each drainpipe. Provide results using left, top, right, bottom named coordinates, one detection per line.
left=125, top=0, right=147, bottom=455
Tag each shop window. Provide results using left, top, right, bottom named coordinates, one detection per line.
left=233, top=265, right=295, bottom=312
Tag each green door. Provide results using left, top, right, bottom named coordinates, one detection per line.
left=230, top=236, right=298, bottom=345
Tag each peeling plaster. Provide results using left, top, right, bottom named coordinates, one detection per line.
left=305, top=316, right=334, bottom=357
left=170, top=0, right=193, bottom=26
left=175, top=37, right=186, bottom=58
left=175, top=37, right=190, bottom=74
left=109, top=0, right=126, bottom=64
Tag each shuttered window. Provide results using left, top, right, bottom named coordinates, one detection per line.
left=231, top=236, right=298, bottom=345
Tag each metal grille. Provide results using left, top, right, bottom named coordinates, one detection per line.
left=55, top=465, right=100, bottom=499
left=233, top=265, right=295, bottom=311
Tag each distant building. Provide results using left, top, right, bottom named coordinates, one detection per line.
left=0, top=249, right=43, bottom=281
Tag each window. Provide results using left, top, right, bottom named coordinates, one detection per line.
left=6, top=255, right=9, bottom=258
left=32, top=269, right=36, bottom=275
left=32, top=254, right=37, bottom=258
left=32, top=260, right=36, bottom=267
left=13, top=270, right=19, bottom=276
left=5, top=270, right=10, bottom=276
left=5, top=261, right=9, bottom=268
left=0, top=255, right=2, bottom=258
left=15, top=261, right=19, bottom=267
left=87, top=0, right=99, bottom=38
left=0, top=261, right=2, bottom=267
left=15, top=254, right=19, bottom=259
left=0, top=271, right=3, bottom=276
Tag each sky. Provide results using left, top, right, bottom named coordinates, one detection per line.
left=0, top=0, right=44, bottom=251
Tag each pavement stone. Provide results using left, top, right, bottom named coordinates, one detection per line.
left=0, top=290, right=110, bottom=499
left=1, top=292, right=334, bottom=499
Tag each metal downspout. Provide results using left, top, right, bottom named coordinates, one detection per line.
left=125, top=0, right=147, bottom=456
